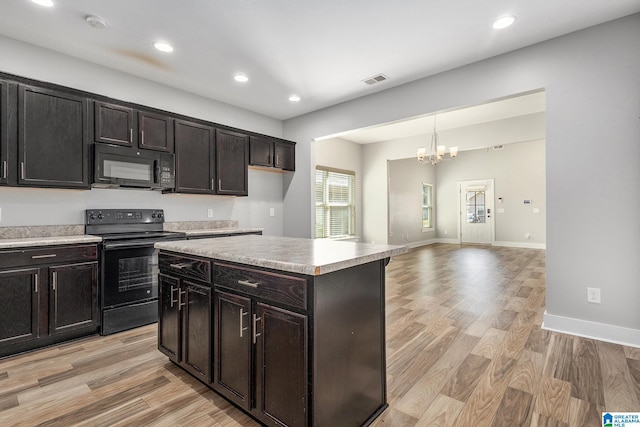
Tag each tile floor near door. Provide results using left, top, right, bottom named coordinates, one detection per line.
left=0, top=244, right=639, bottom=426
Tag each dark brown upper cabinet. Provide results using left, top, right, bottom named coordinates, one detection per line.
left=93, top=101, right=135, bottom=147
left=249, top=135, right=273, bottom=167
left=215, top=129, right=248, bottom=196
left=138, top=110, right=174, bottom=152
left=174, top=119, right=215, bottom=194
left=0, top=80, right=15, bottom=185
left=249, top=135, right=295, bottom=171
left=18, top=85, right=89, bottom=189
left=274, top=140, right=295, bottom=171
left=93, top=101, right=173, bottom=152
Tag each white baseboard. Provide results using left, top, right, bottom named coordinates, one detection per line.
left=493, top=241, right=546, bottom=249
left=435, top=238, right=460, bottom=244
left=542, top=312, right=640, bottom=348
left=405, top=239, right=437, bottom=248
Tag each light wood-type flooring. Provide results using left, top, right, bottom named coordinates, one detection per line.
left=1, top=244, right=639, bottom=426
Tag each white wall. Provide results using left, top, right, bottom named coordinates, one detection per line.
left=0, top=36, right=286, bottom=235
left=283, top=15, right=640, bottom=345
left=435, top=140, right=546, bottom=247
left=387, top=158, right=436, bottom=246
left=314, top=137, right=363, bottom=239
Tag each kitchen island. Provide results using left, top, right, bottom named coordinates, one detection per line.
left=155, top=235, right=406, bottom=427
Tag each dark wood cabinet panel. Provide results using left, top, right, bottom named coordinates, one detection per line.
left=0, top=244, right=99, bottom=358
left=0, top=268, right=40, bottom=348
left=18, top=85, right=89, bottom=188
left=139, top=110, right=174, bottom=152
left=255, top=303, right=307, bottom=427
left=274, top=141, right=295, bottom=171
left=182, top=281, right=212, bottom=382
left=49, top=261, right=98, bottom=335
left=215, top=129, right=248, bottom=196
left=0, top=80, right=17, bottom=185
left=93, top=101, right=135, bottom=147
left=158, top=274, right=181, bottom=361
left=213, top=290, right=252, bottom=411
left=249, top=135, right=273, bottom=167
left=174, top=119, right=215, bottom=194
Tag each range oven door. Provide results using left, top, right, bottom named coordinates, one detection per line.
left=101, top=240, right=161, bottom=308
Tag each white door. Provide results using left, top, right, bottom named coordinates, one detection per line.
left=459, top=179, right=494, bottom=244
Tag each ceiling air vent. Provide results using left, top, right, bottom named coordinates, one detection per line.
left=362, top=74, right=389, bottom=86
left=493, top=145, right=505, bottom=150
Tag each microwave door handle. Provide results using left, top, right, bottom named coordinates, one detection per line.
left=154, top=160, right=161, bottom=185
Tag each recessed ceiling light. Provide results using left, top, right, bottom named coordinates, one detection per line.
left=153, top=41, right=174, bottom=53
left=234, top=74, right=249, bottom=83
left=493, top=15, right=516, bottom=30
left=31, top=0, right=54, bottom=7
left=288, top=95, right=301, bottom=103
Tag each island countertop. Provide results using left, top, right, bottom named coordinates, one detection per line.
left=155, top=234, right=407, bottom=275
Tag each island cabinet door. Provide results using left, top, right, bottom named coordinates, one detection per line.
left=255, top=303, right=308, bottom=427
left=0, top=268, right=40, bottom=351
left=181, top=281, right=212, bottom=383
left=213, top=290, right=252, bottom=410
left=158, top=274, right=181, bottom=362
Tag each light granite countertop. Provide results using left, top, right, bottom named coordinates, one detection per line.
left=0, top=235, right=102, bottom=249
left=155, top=235, right=407, bottom=276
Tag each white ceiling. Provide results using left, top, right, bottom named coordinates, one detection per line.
left=1, top=0, right=638, bottom=123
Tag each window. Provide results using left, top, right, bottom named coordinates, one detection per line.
left=315, top=167, right=355, bottom=238
left=422, top=183, right=433, bottom=229
left=466, top=190, right=486, bottom=223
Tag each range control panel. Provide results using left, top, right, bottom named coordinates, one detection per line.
left=85, top=209, right=165, bottom=225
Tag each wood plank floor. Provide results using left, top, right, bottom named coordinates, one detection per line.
left=1, top=244, right=639, bottom=426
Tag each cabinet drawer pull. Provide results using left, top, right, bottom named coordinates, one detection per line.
left=169, top=262, right=193, bottom=270
left=238, top=279, right=259, bottom=288
left=239, top=308, right=249, bottom=338
left=252, top=314, right=262, bottom=344
left=31, top=254, right=57, bottom=259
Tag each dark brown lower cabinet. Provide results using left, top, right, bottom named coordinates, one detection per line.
left=0, top=244, right=99, bottom=358
left=158, top=273, right=212, bottom=383
left=158, top=251, right=388, bottom=427
left=213, top=291, right=307, bottom=426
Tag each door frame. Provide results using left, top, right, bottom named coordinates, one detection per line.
left=457, top=178, right=495, bottom=245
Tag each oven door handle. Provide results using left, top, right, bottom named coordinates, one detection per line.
left=102, top=239, right=173, bottom=250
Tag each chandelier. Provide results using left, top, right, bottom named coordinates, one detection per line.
left=416, top=116, right=458, bottom=165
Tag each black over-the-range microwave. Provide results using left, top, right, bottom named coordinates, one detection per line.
left=93, top=144, right=175, bottom=190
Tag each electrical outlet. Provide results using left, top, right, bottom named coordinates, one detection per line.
left=207, top=208, right=214, bottom=218
left=587, top=287, right=601, bottom=304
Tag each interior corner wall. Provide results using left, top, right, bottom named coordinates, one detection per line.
left=0, top=36, right=286, bottom=235
left=284, top=14, right=640, bottom=341
left=387, top=158, right=436, bottom=246
left=435, top=140, right=546, bottom=247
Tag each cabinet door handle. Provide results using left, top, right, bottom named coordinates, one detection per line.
left=141, top=130, right=144, bottom=145
left=239, top=308, right=249, bottom=338
left=169, top=285, right=178, bottom=307
left=238, top=279, right=259, bottom=288
left=211, top=179, right=215, bottom=191
left=276, top=155, right=279, bottom=165
left=130, top=128, right=133, bottom=143
left=20, top=161, right=25, bottom=180
left=2, top=160, right=6, bottom=179
left=34, top=273, right=38, bottom=293
left=218, top=179, right=222, bottom=191
left=52, top=271, right=57, bottom=291
left=31, top=254, right=57, bottom=259
left=178, top=290, right=186, bottom=309
left=252, top=314, right=262, bottom=344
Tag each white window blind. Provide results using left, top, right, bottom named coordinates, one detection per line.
left=315, top=167, right=355, bottom=238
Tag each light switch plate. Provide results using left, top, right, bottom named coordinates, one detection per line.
left=269, top=207, right=275, bottom=217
